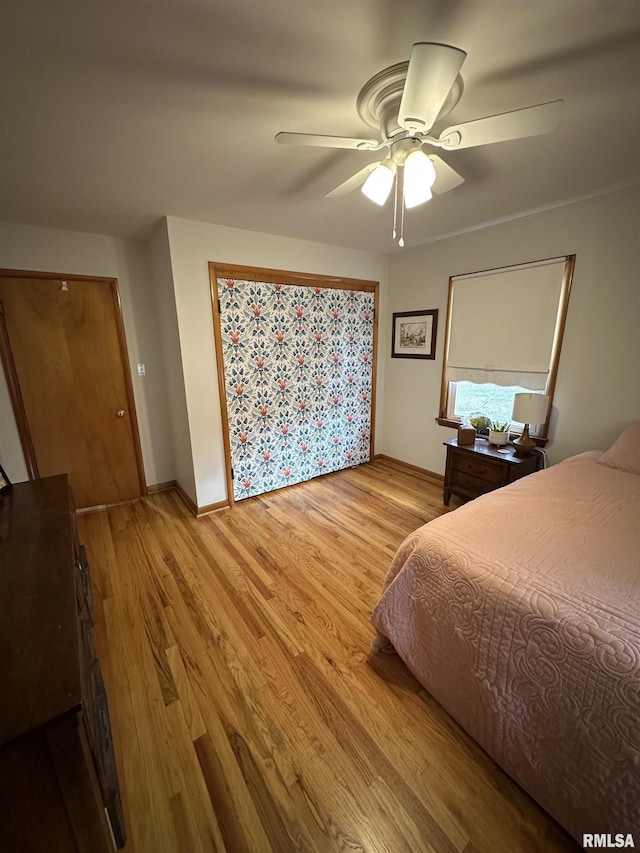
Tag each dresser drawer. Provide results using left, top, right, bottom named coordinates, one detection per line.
left=74, top=544, right=95, bottom=625
left=450, top=470, right=499, bottom=497
left=78, top=610, right=97, bottom=678
left=88, top=663, right=127, bottom=850
left=452, top=452, right=504, bottom=485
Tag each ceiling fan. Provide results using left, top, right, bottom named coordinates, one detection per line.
left=275, top=43, right=563, bottom=245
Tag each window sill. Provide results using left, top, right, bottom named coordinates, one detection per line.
left=436, top=417, right=461, bottom=429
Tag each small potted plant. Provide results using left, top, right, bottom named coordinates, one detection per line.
left=469, top=414, right=491, bottom=435
left=488, top=420, right=511, bottom=446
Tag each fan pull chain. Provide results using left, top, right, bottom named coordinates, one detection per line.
left=392, top=174, right=398, bottom=241
left=397, top=165, right=405, bottom=247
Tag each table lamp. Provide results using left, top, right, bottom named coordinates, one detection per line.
left=511, top=393, right=549, bottom=456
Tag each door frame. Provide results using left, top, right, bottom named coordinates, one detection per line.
left=0, top=268, right=147, bottom=499
left=209, top=261, right=379, bottom=506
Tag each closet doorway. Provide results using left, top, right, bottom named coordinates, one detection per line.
left=0, top=271, right=145, bottom=508
left=210, top=263, right=378, bottom=503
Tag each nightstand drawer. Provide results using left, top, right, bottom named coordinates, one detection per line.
left=453, top=453, right=504, bottom=485
left=443, top=439, right=539, bottom=506
left=450, top=470, right=499, bottom=496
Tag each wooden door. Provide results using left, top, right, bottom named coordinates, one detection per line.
left=0, top=274, right=144, bottom=508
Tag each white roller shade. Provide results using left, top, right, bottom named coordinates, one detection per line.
left=446, top=259, right=565, bottom=389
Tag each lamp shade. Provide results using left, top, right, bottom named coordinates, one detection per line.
left=362, top=162, right=395, bottom=205
left=512, top=392, right=549, bottom=425
left=403, top=150, right=436, bottom=208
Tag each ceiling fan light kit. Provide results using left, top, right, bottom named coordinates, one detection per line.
left=403, top=150, right=436, bottom=208
left=362, top=161, right=396, bottom=205
left=276, top=42, right=563, bottom=247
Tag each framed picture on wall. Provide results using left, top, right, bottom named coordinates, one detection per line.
left=391, top=309, right=438, bottom=359
left=0, top=463, right=11, bottom=494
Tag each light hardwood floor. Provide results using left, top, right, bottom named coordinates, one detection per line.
left=78, top=458, right=578, bottom=853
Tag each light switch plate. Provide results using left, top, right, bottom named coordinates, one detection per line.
left=137, top=363, right=146, bottom=376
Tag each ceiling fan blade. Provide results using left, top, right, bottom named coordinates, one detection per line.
left=429, top=155, right=465, bottom=195
left=437, top=100, right=564, bottom=150
left=398, top=42, right=467, bottom=133
left=324, top=162, right=383, bottom=197
left=275, top=131, right=379, bottom=150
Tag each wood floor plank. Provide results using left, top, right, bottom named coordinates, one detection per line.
left=163, top=702, right=227, bottom=853
left=165, top=644, right=207, bottom=741
left=77, top=459, right=578, bottom=853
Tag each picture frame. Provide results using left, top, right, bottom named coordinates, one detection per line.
left=0, top=463, right=11, bottom=494
left=391, top=309, right=438, bottom=360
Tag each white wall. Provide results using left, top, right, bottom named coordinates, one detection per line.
left=147, top=220, right=193, bottom=497
left=6, top=190, right=633, bottom=501
left=0, top=221, right=174, bottom=486
left=164, top=216, right=388, bottom=508
left=383, top=187, right=640, bottom=475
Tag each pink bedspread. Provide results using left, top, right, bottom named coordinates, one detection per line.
left=372, top=452, right=640, bottom=841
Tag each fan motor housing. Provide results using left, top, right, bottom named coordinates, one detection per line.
left=356, top=61, right=464, bottom=140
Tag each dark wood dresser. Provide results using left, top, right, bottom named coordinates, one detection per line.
left=0, top=474, right=125, bottom=852
left=443, top=438, right=541, bottom=505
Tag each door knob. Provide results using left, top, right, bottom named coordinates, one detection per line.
left=117, top=409, right=125, bottom=417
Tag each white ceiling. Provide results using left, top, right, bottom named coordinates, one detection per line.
left=1, top=0, right=639, bottom=253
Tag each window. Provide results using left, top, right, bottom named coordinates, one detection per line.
left=438, top=255, right=575, bottom=442
left=451, top=380, right=541, bottom=432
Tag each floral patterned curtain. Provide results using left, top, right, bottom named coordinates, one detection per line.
left=218, top=277, right=375, bottom=501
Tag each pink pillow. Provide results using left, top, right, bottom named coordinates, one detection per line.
left=598, top=422, right=640, bottom=474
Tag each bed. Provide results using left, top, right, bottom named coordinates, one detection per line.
left=371, top=424, right=640, bottom=841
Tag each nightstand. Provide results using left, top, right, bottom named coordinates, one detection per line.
left=443, top=438, right=541, bottom=505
